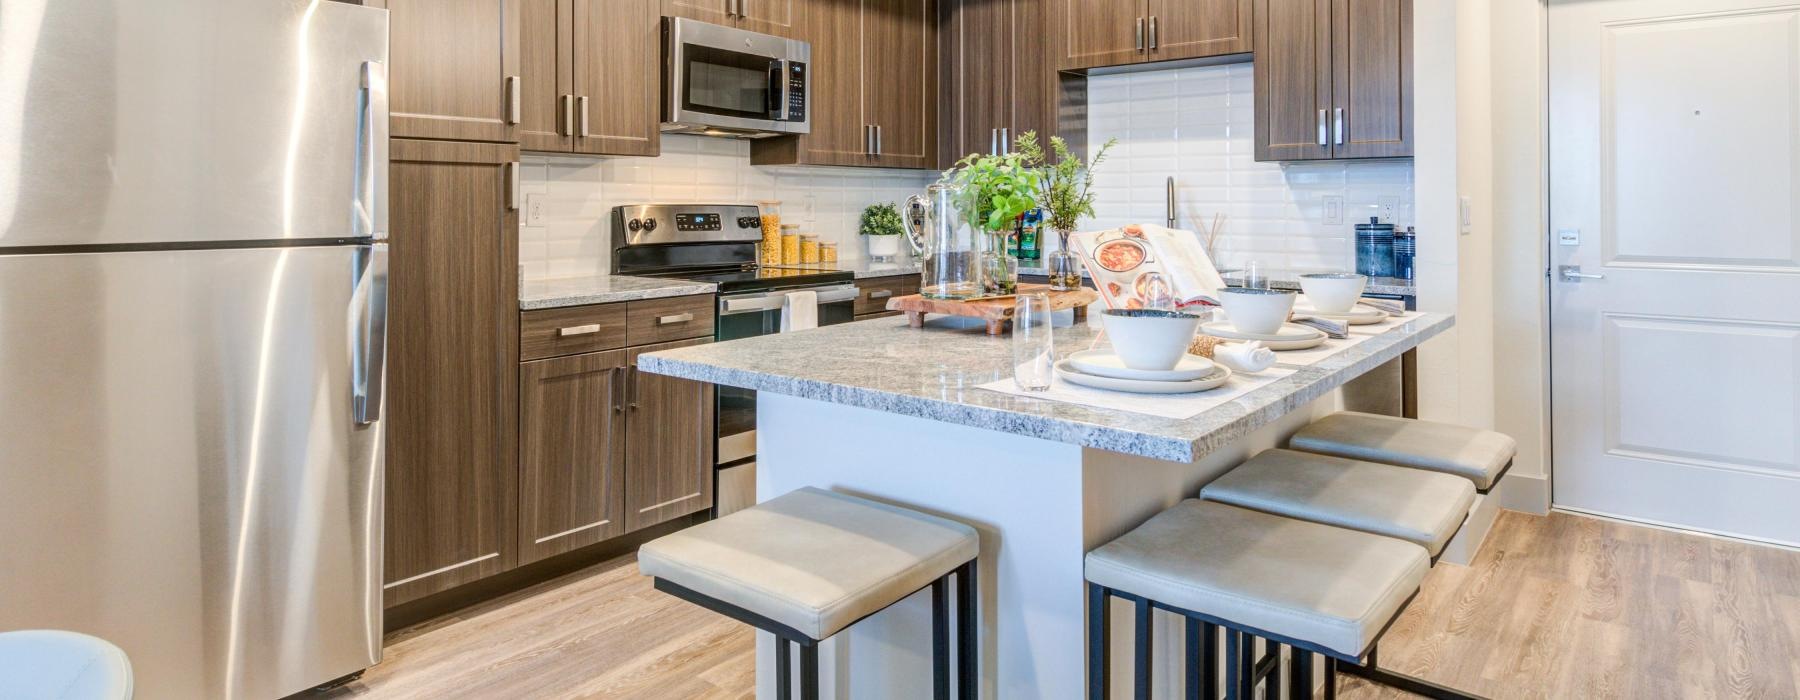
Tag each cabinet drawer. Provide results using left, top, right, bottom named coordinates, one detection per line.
left=626, top=295, right=716, bottom=345
left=520, top=304, right=629, bottom=361
left=855, top=276, right=912, bottom=316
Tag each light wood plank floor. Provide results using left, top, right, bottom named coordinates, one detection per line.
left=325, top=510, right=1800, bottom=699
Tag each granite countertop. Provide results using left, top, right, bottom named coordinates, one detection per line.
left=640, top=311, right=1453, bottom=463
left=519, top=274, right=717, bottom=310
left=1014, top=265, right=1416, bottom=297
left=772, top=259, right=921, bottom=279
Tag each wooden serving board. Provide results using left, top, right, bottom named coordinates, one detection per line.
left=886, top=284, right=1099, bottom=335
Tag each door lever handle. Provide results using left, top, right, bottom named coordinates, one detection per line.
left=1559, top=265, right=1605, bottom=281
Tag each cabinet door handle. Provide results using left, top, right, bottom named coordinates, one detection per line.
left=1334, top=107, right=1345, bottom=145
left=865, top=125, right=874, bottom=155
left=579, top=95, right=591, bottom=137
left=1317, top=109, right=1328, bottom=146
left=874, top=124, right=882, bottom=155
left=506, top=161, right=520, bottom=211
left=1135, top=17, right=1145, bottom=51
left=613, top=366, right=626, bottom=414
left=1149, top=16, right=1159, bottom=50
left=627, top=364, right=640, bottom=411
left=656, top=312, right=694, bottom=325
left=867, top=289, right=893, bottom=299
left=559, top=323, right=600, bottom=336
left=506, top=75, right=521, bottom=125
left=561, top=95, right=574, bottom=136
left=989, top=128, right=998, bottom=156
left=1000, top=127, right=1009, bottom=154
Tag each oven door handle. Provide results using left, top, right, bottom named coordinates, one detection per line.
left=720, top=285, right=859, bottom=315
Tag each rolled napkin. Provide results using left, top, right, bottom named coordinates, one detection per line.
left=1358, top=297, right=1406, bottom=315
left=1291, top=315, right=1348, bottom=339
left=1189, top=334, right=1229, bottom=358
left=1213, top=340, right=1278, bottom=373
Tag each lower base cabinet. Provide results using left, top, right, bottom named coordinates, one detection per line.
left=518, top=350, right=629, bottom=564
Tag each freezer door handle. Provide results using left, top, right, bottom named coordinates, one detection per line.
left=353, top=243, right=390, bottom=425
left=360, top=61, right=389, bottom=241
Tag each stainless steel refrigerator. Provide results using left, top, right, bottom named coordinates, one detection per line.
left=0, top=2, right=389, bottom=698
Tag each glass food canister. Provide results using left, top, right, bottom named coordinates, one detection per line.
left=780, top=224, right=802, bottom=265
left=819, top=242, right=838, bottom=263
left=799, top=235, right=821, bottom=264
left=759, top=201, right=783, bottom=266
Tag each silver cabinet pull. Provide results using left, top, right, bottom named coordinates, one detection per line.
left=725, top=0, right=734, bottom=17
left=579, top=95, right=591, bottom=137
left=1136, top=17, right=1145, bottom=51
left=1317, top=109, right=1328, bottom=146
left=656, top=312, right=695, bottom=325
left=867, top=289, right=894, bottom=299
left=506, top=75, right=521, bottom=125
left=1334, top=107, right=1345, bottom=145
left=1000, top=127, right=1008, bottom=154
left=875, top=124, right=882, bottom=155
left=1149, top=16, right=1159, bottom=50
left=627, top=364, right=640, bottom=411
left=612, top=366, right=626, bottom=414
left=561, top=95, right=574, bottom=136
left=990, top=128, right=998, bottom=156
left=559, top=323, right=601, bottom=336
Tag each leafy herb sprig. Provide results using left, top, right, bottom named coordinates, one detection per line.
left=937, top=148, right=1042, bottom=233
left=1015, top=131, right=1116, bottom=235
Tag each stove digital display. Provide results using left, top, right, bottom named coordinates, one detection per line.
left=674, top=213, right=721, bottom=232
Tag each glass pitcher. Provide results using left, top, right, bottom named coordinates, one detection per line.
left=905, top=184, right=982, bottom=300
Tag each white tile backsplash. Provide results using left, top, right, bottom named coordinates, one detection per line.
left=1085, top=62, right=1414, bottom=274
left=518, top=135, right=935, bottom=282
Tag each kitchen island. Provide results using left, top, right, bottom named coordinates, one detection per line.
left=641, top=310, right=1453, bottom=698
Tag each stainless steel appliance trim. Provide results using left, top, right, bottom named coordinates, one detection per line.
left=507, top=75, right=521, bottom=124
left=613, top=203, right=763, bottom=246
left=559, top=323, right=602, bottom=336
left=360, top=61, right=389, bottom=242
left=663, top=17, right=811, bottom=136
left=382, top=553, right=500, bottom=589
left=352, top=243, right=389, bottom=425
left=720, top=284, right=859, bottom=314
left=774, top=59, right=791, bottom=121
left=657, top=312, right=696, bottom=325
left=580, top=95, right=591, bottom=137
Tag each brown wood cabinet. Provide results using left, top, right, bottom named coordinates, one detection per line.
left=387, top=0, right=521, bottom=142
left=520, top=0, right=661, bottom=156
left=663, top=0, right=799, bottom=37
left=518, top=350, right=628, bottom=564
left=752, top=0, right=938, bottom=169
left=624, top=338, right=716, bottom=531
left=1050, top=0, right=1250, bottom=71
left=938, top=0, right=1068, bottom=164
left=384, top=139, right=521, bottom=606
left=853, top=274, right=920, bottom=319
left=1254, top=0, right=1410, bottom=160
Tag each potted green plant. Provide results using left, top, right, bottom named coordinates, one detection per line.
left=1017, top=131, right=1116, bottom=291
left=938, top=146, right=1041, bottom=294
left=859, top=202, right=906, bottom=262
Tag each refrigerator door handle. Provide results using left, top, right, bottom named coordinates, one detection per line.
left=360, top=61, right=389, bottom=241
left=353, top=243, right=389, bottom=425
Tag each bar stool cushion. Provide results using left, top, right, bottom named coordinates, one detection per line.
left=0, top=630, right=133, bottom=700
left=1289, top=411, right=1516, bottom=490
left=638, top=486, right=978, bottom=641
left=1200, top=449, right=1476, bottom=556
left=1085, top=500, right=1427, bottom=658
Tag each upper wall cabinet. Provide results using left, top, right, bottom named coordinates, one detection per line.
left=386, top=0, right=521, bottom=143
left=939, top=0, right=1071, bottom=164
left=1050, top=0, right=1251, bottom=71
left=520, top=0, right=661, bottom=156
left=1254, top=0, right=1411, bottom=160
left=752, top=0, right=938, bottom=169
left=664, top=0, right=800, bottom=38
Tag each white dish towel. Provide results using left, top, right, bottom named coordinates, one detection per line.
left=780, top=290, right=818, bottom=332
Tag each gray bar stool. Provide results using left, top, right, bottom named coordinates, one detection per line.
left=639, top=487, right=978, bottom=700
left=1289, top=411, right=1517, bottom=493
left=1201, top=449, right=1475, bottom=560
left=1085, top=500, right=1484, bottom=700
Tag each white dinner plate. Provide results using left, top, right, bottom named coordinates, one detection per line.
left=1054, top=360, right=1233, bottom=394
left=1292, top=303, right=1388, bottom=325
left=1067, top=349, right=1215, bottom=382
left=1199, top=321, right=1327, bottom=350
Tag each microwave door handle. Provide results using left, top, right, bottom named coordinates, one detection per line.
left=772, top=59, right=791, bottom=121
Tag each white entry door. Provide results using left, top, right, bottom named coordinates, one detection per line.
left=1550, top=0, right=1800, bottom=545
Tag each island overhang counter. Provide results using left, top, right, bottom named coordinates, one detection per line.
left=640, top=310, right=1454, bottom=699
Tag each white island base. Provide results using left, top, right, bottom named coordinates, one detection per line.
left=750, top=390, right=1350, bottom=699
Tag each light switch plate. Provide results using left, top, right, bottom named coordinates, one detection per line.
left=524, top=193, right=545, bottom=226
left=1459, top=196, right=1473, bottom=234
left=1322, top=195, right=1344, bottom=225
left=1558, top=228, right=1580, bottom=246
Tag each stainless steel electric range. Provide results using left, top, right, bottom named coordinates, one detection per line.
left=611, top=203, right=857, bottom=512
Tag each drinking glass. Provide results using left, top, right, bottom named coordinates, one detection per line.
left=1013, top=293, right=1054, bottom=392
left=1242, top=259, right=1271, bottom=290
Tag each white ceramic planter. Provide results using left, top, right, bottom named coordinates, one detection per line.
left=866, top=234, right=901, bottom=261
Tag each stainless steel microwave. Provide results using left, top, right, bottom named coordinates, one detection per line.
left=662, top=17, right=809, bottom=138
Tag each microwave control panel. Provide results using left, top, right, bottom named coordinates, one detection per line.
left=784, top=63, right=807, bottom=122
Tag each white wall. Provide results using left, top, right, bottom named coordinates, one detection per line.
left=517, top=135, right=934, bottom=281
left=1084, top=62, right=1416, bottom=275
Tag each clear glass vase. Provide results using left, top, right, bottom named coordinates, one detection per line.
left=980, top=230, right=1017, bottom=295
left=1046, top=229, right=1082, bottom=291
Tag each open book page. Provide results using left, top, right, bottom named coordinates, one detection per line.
left=1070, top=224, right=1227, bottom=310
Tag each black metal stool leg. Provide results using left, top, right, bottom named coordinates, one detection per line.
left=1184, top=618, right=1219, bottom=700
left=1132, top=598, right=1153, bottom=700
left=799, top=642, right=819, bottom=700
left=1262, top=641, right=1281, bottom=700
left=956, top=561, right=976, bottom=700
left=1223, top=630, right=1242, bottom=700
left=933, top=577, right=951, bottom=700
left=1291, top=649, right=1314, bottom=700
left=777, top=637, right=792, bottom=699
left=1323, top=656, right=1337, bottom=700
left=1088, top=584, right=1109, bottom=700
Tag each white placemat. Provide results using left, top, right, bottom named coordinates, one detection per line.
left=1273, top=312, right=1415, bottom=367
left=977, top=365, right=1299, bottom=420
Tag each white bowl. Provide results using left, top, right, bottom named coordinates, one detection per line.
left=1100, top=309, right=1203, bottom=371
left=1217, top=288, right=1296, bottom=336
left=1297, top=273, right=1367, bottom=314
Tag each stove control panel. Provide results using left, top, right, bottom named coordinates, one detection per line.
left=674, top=212, right=720, bottom=232
left=611, top=203, right=763, bottom=248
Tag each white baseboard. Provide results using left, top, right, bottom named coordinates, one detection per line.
left=1494, top=470, right=1549, bottom=515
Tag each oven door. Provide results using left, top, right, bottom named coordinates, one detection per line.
left=714, top=284, right=857, bottom=467
left=663, top=17, right=809, bottom=136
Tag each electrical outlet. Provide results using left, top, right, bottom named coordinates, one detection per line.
left=801, top=194, right=818, bottom=222
left=1377, top=196, right=1399, bottom=223
left=1322, top=195, right=1344, bottom=226
left=524, top=193, right=545, bottom=226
